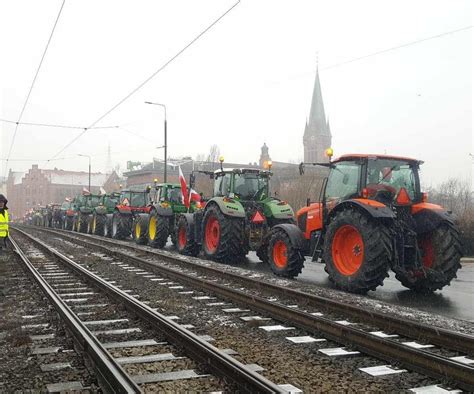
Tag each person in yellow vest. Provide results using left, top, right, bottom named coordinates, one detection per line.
left=0, top=194, right=9, bottom=249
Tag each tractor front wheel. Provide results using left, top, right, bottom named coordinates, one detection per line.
left=267, top=228, right=304, bottom=278
left=202, top=205, right=245, bottom=263
left=112, top=212, right=131, bottom=240
left=104, top=215, right=113, bottom=238
left=77, top=214, right=88, bottom=233
left=176, top=215, right=199, bottom=256
left=92, top=214, right=106, bottom=236
left=323, top=209, right=391, bottom=293
left=395, top=222, right=462, bottom=293
left=148, top=212, right=169, bottom=248
left=133, top=214, right=149, bottom=245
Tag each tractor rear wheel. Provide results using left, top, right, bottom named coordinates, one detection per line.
left=395, top=222, right=462, bottom=293
left=77, top=214, right=88, bottom=233
left=176, top=215, right=199, bottom=256
left=323, top=209, right=391, bottom=293
left=202, top=205, right=245, bottom=263
left=133, top=214, right=149, bottom=245
left=65, top=216, right=74, bottom=231
left=268, top=228, right=304, bottom=278
left=104, top=215, right=113, bottom=238
left=148, top=212, right=169, bottom=248
left=93, top=214, right=106, bottom=236
left=112, top=212, right=131, bottom=240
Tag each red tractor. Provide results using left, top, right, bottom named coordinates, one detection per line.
left=295, top=150, right=462, bottom=293
left=111, top=189, right=152, bottom=240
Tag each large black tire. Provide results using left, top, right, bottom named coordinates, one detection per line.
left=395, top=222, right=462, bottom=293
left=176, top=215, right=199, bottom=256
left=104, top=215, right=113, bottom=238
left=267, top=227, right=304, bottom=278
left=65, top=216, right=74, bottom=231
left=92, top=214, right=106, bottom=236
left=202, top=205, right=245, bottom=263
left=323, top=209, right=391, bottom=293
left=133, top=214, right=149, bottom=245
left=77, top=213, right=89, bottom=233
left=112, top=211, right=131, bottom=240
left=148, top=211, right=169, bottom=248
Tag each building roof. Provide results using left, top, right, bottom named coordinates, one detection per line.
left=42, top=169, right=109, bottom=186
left=304, top=67, right=330, bottom=138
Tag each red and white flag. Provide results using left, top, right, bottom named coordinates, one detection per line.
left=178, top=166, right=190, bottom=209
left=82, top=188, right=91, bottom=195
left=189, top=188, right=201, bottom=203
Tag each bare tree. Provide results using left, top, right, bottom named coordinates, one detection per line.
left=207, top=144, right=220, bottom=163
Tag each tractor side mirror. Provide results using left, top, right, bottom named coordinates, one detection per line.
left=299, top=163, right=305, bottom=175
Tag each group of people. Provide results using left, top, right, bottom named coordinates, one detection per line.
left=0, top=194, right=9, bottom=250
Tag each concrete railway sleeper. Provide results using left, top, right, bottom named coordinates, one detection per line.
left=11, top=228, right=286, bottom=393
left=15, top=225, right=474, bottom=392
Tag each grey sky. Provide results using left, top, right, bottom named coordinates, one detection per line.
left=1, top=0, right=472, bottom=187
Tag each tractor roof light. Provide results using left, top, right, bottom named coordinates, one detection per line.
left=219, top=156, right=224, bottom=163
left=325, top=147, right=334, bottom=160
left=153, top=178, right=158, bottom=183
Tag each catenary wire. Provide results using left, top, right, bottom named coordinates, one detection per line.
left=47, top=0, right=241, bottom=162
left=4, top=0, right=66, bottom=175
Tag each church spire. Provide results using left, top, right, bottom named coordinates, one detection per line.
left=306, top=67, right=327, bottom=134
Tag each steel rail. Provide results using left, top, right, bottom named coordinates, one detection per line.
left=13, top=227, right=285, bottom=394
left=9, top=235, right=142, bottom=394
left=33, top=225, right=474, bottom=354
left=18, top=226, right=474, bottom=391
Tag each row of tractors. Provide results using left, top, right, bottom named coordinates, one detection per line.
left=27, top=152, right=463, bottom=294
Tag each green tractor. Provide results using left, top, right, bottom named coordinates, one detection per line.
left=72, top=194, right=101, bottom=233
left=88, top=192, right=121, bottom=236
left=133, top=182, right=201, bottom=247
left=176, top=159, right=306, bottom=277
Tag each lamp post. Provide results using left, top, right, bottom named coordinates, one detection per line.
left=145, top=101, right=167, bottom=182
left=78, top=154, right=91, bottom=192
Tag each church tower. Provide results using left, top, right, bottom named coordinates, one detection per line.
left=303, top=67, right=332, bottom=162
left=259, top=142, right=271, bottom=168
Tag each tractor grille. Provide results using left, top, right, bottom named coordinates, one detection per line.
left=297, top=212, right=308, bottom=232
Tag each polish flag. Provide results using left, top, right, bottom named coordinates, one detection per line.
left=178, top=166, right=190, bottom=209
left=82, top=188, right=91, bottom=195
left=189, top=188, right=201, bottom=204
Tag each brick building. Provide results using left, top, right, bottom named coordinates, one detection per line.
left=6, top=164, right=119, bottom=219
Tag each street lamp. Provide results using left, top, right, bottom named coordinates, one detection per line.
left=77, top=154, right=91, bottom=192
left=145, top=101, right=167, bottom=182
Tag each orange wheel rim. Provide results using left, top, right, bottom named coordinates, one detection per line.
left=418, top=235, right=434, bottom=268
left=332, top=225, right=364, bottom=275
left=178, top=226, right=186, bottom=249
left=273, top=240, right=288, bottom=268
left=205, top=215, right=220, bottom=253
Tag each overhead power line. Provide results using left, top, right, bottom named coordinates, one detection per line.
left=48, top=0, right=241, bottom=162
left=4, top=0, right=66, bottom=176
left=0, top=118, right=117, bottom=130
left=320, top=25, right=473, bottom=71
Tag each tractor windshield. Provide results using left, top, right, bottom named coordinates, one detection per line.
left=130, top=192, right=147, bottom=207
left=167, top=187, right=182, bottom=204
left=234, top=172, right=269, bottom=200
left=366, top=159, right=418, bottom=200
left=326, top=161, right=361, bottom=201
left=87, top=196, right=100, bottom=207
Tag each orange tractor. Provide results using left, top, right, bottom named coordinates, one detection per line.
left=295, top=150, right=462, bottom=293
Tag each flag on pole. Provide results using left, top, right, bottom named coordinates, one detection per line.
left=179, top=166, right=190, bottom=209
left=189, top=188, right=201, bottom=204
left=82, top=188, right=90, bottom=195
left=99, top=187, right=107, bottom=195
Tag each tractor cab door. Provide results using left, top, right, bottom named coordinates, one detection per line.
left=214, top=173, right=232, bottom=197
left=324, top=160, right=362, bottom=210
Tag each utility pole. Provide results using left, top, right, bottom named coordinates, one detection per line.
left=78, top=154, right=91, bottom=192
left=145, top=101, right=167, bottom=182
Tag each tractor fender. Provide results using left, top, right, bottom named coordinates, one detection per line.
left=328, top=199, right=395, bottom=221
left=206, top=198, right=246, bottom=218
left=412, top=207, right=454, bottom=235
left=156, top=205, right=173, bottom=217
left=116, top=207, right=133, bottom=215
left=95, top=206, right=107, bottom=215
left=272, top=223, right=306, bottom=250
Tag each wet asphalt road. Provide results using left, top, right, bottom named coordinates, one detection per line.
left=241, top=253, right=474, bottom=323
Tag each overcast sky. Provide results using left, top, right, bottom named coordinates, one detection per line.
left=1, top=0, right=472, bottom=187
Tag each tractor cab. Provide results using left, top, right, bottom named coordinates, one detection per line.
left=325, top=155, right=422, bottom=207
left=84, top=194, right=102, bottom=209
left=118, top=189, right=150, bottom=209
left=99, top=192, right=120, bottom=210
left=213, top=168, right=270, bottom=202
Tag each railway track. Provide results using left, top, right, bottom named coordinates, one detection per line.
left=13, top=226, right=474, bottom=392
left=9, top=229, right=285, bottom=393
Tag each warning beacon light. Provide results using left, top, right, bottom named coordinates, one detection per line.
left=325, top=147, right=334, bottom=160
